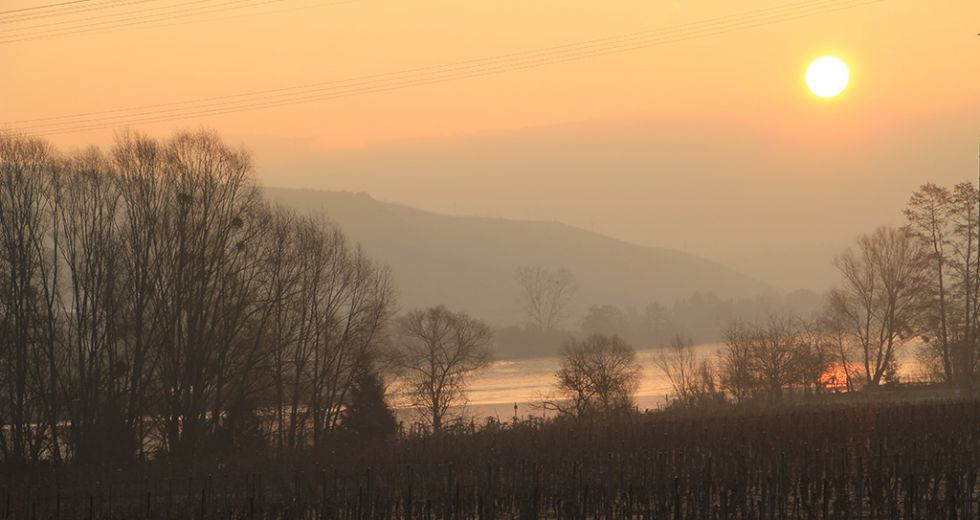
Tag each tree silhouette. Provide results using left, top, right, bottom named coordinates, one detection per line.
left=341, top=368, right=398, bottom=442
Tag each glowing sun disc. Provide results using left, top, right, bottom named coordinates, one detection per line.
left=805, top=56, right=849, bottom=98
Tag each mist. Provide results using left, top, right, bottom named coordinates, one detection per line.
left=248, top=101, right=980, bottom=291
left=3, top=0, right=980, bottom=516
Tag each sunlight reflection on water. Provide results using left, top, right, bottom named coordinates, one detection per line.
left=463, top=343, right=724, bottom=420
left=455, top=341, right=928, bottom=421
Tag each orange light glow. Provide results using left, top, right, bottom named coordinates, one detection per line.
left=819, top=363, right=850, bottom=390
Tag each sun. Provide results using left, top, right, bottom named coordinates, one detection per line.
left=805, top=56, right=849, bottom=98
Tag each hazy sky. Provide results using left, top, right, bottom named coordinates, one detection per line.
left=3, top=0, right=979, bottom=289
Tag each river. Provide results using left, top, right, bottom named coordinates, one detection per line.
left=450, top=341, right=930, bottom=422
left=462, top=343, right=724, bottom=420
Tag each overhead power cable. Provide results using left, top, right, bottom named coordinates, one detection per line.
left=4, top=0, right=886, bottom=137
left=0, top=0, right=99, bottom=16
left=0, top=0, right=308, bottom=41
left=5, top=1, right=358, bottom=41
left=0, top=0, right=162, bottom=24
left=2, top=1, right=211, bottom=26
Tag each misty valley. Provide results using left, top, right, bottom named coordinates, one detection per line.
left=2, top=0, right=979, bottom=517
left=0, top=129, right=976, bottom=519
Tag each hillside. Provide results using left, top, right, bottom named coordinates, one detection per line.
left=263, top=187, right=769, bottom=328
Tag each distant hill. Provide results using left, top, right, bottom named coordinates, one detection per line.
left=263, top=187, right=769, bottom=328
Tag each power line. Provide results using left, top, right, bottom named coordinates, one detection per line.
left=0, top=1, right=352, bottom=42
left=8, top=0, right=884, bottom=134
left=1, top=0, right=171, bottom=25
left=83, top=0, right=353, bottom=37
left=12, top=0, right=849, bottom=125
left=5, top=0, right=886, bottom=137
left=0, top=0, right=170, bottom=24
left=0, top=0, right=98, bottom=16
left=0, top=0, right=296, bottom=40
left=7, top=0, right=870, bottom=124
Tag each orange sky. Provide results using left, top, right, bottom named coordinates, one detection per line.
left=4, top=0, right=976, bottom=147
left=2, top=0, right=979, bottom=289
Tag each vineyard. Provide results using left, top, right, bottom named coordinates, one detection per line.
left=0, top=397, right=976, bottom=518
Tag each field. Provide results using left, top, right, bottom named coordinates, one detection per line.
left=1, top=396, right=978, bottom=519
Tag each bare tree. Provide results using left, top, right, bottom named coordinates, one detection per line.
left=514, top=266, right=577, bottom=331
left=903, top=182, right=980, bottom=387
left=719, top=321, right=757, bottom=402
left=905, top=183, right=955, bottom=381
left=719, top=318, right=797, bottom=400
left=395, top=306, right=492, bottom=433
left=256, top=208, right=393, bottom=451
left=749, top=316, right=804, bottom=399
left=0, top=133, right=62, bottom=463
left=812, top=309, right=858, bottom=392
left=546, top=334, right=640, bottom=417
left=0, top=130, right=400, bottom=462
left=257, top=206, right=305, bottom=454
left=718, top=316, right=834, bottom=401
left=308, top=239, right=394, bottom=446
left=946, top=183, right=980, bottom=386
left=653, top=335, right=701, bottom=406
left=111, top=132, right=171, bottom=460
left=830, top=226, right=926, bottom=386
left=146, top=131, right=266, bottom=455
left=55, top=149, right=134, bottom=463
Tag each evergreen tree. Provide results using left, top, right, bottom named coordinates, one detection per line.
left=341, top=368, right=398, bottom=441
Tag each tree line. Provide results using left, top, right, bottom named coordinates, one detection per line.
left=513, top=179, right=980, bottom=405
left=4, top=128, right=977, bottom=462
left=0, top=131, right=502, bottom=465
left=650, top=180, right=980, bottom=407
left=498, top=265, right=823, bottom=360
left=533, top=179, right=980, bottom=412
left=823, top=182, right=980, bottom=391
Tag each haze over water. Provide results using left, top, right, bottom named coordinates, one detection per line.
left=457, top=342, right=930, bottom=421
